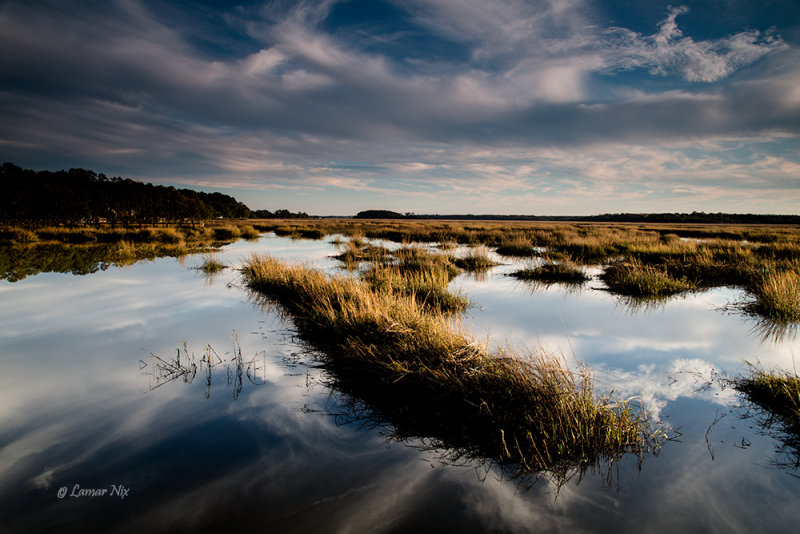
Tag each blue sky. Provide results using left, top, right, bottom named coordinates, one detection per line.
left=1, top=0, right=798, bottom=215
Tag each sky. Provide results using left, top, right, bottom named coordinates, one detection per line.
left=1, top=0, right=799, bottom=216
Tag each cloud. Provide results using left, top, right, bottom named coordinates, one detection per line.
left=0, top=0, right=797, bottom=214
left=604, top=5, right=787, bottom=82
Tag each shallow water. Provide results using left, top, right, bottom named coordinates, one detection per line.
left=1, top=234, right=798, bottom=533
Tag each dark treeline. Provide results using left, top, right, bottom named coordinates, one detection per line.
left=1, top=162, right=307, bottom=222
left=355, top=210, right=800, bottom=224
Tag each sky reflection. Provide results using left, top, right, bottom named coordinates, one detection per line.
left=1, top=234, right=799, bottom=532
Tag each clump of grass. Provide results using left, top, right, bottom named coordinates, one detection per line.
left=601, top=260, right=697, bottom=298
left=212, top=225, right=240, bottom=241
left=196, top=253, right=226, bottom=274
left=733, top=364, right=800, bottom=469
left=748, top=268, right=800, bottom=322
left=511, top=258, right=589, bottom=285
left=734, top=366, right=800, bottom=425
left=394, top=246, right=460, bottom=278
left=363, top=261, right=470, bottom=314
left=297, top=227, right=326, bottom=240
left=153, top=227, right=184, bottom=244
left=453, top=246, right=499, bottom=273
left=495, top=236, right=536, bottom=257
left=333, top=240, right=392, bottom=267
left=237, top=225, right=261, bottom=240
left=241, top=254, right=658, bottom=478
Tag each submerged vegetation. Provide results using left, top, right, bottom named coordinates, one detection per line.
left=141, top=335, right=265, bottom=400
left=242, top=251, right=660, bottom=480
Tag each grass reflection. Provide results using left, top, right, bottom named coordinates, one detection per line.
left=141, top=334, right=266, bottom=400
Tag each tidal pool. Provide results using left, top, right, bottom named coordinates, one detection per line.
left=0, top=234, right=798, bottom=533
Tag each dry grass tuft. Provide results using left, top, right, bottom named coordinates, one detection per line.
left=748, top=268, right=800, bottom=322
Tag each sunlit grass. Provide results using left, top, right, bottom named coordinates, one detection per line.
left=733, top=364, right=800, bottom=470
left=333, top=240, right=392, bottom=267
left=3, top=219, right=800, bottom=325
left=748, top=268, right=800, bottom=322
left=734, top=366, right=800, bottom=425
left=511, top=258, right=589, bottom=285
left=453, top=245, right=499, bottom=272
left=601, top=259, right=698, bottom=298
left=0, top=223, right=248, bottom=281
left=196, top=253, right=226, bottom=274
left=495, top=236, right=536, bottom=257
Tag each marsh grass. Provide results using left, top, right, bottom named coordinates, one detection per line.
left=363, top=260, right=469, bottom=314
left=734, top=366, right=800, bottom=423
left=511, top=258, right=589, bottom=285
left=196, top=253, right=226, bottom=274
left=495, top=236, right=536, bottom=257
left=733, top=364, right=800, bottom=469
left=242, top=253, right=658, bottom=479
left=601, top=260, right=698, bottom=298
left=0, top=222, right=260, bottom=281
left=274, top=225, right=326, bottom=240
left=333, top=240, right=393, bottom=267
left=237, top=225, right=261, bottom=240
left=453, top=246, right=499, bottom=273
left=0, top=228, right=38, bottom=243
left=212, top=225, right=240, bottom=241
left=4, top=220, right=800, bottom=323
left=748, top=269, right=800, bottom=322
left=333, top=241, right=468, bottom=312
left=297, top=227, right=325, bottom=240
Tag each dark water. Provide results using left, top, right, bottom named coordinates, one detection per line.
left=1, top=234, right=798, bottom=533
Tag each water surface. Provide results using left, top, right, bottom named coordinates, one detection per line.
left=1, top=234, right=798, bottom=533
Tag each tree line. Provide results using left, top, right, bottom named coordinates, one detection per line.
left=1, top=162, right=307, bottom=222
left=355, top=210, right=800, bottom=224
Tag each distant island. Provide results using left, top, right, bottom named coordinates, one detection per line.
left=0, top=162, right=307, bottom=223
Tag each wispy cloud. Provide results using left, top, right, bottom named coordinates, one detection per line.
left=604, top=5, right=787, bottom=82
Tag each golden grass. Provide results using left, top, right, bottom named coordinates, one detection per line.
left=735, top=366, right=800, bottom=424
left=601, top=259, right=698, bottom=298
left=196, top=253, right=226, bottom=274
left=748, top=268, right=800, bottom=322
left=0, top=222, right=252, bottom=281
left=733, top=365, right=800, bottom=468
left=246, top=218, right=800, bottom=322
left=453, top=245, right=500, bottom=272
left=3, top=219, right=800, bottom=322
left=511, top=258, right=589, bottom=285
